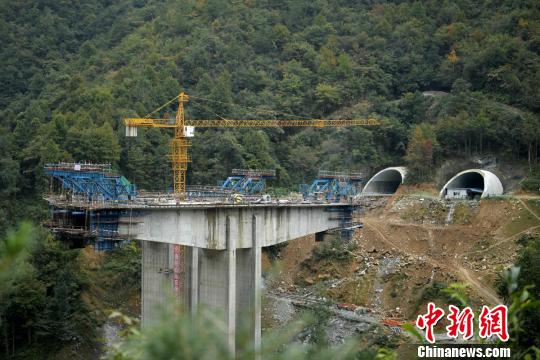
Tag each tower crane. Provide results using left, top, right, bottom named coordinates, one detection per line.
left=124, top=91, right=380, bottom=302
left=124, top=91, right=380, bottom=196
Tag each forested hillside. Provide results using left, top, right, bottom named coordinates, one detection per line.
left=1, top=0, right=539, bottom=230
left=0, top=0, right=539, bottom=358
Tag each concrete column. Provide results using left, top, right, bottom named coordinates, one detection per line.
left=141, top=241, right=171, bottom=328
left=141, top=212, right=264, bottom=357
left=189, top=246, right=199, bottom=316
left=197, top=217, right=237, bottom=356
left=226, top=216, right=236, bottom=356
left=252, top=215, right=262, bottom=358
left=234, top=215, right=262, bottom=357
left=134, top=204, right=356, bottom=357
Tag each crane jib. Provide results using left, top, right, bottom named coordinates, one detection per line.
left=123, top=91, right=380, bottom=196
left=124, top=118, right=381, bottom=128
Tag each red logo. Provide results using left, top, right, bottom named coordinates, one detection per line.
left=416, top=302, right=445, bottom=343
left=446, top=305, right=474, bottom=340
left=415, top=303, right=509, bottom=343
left=479, top=305, right=509, bottom=341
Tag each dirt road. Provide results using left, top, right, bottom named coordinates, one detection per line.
left=364, top=218, right=503, bottom=305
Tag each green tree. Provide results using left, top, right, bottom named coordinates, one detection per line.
left=0, top=225, right=97, bottom=358
left=405, top=124, right=439, bottom=183
left=66, top=122, right=120, bottom=164
left=315, top=83, right=341, bottom=114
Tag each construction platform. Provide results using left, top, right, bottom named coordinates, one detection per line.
left=43, top=163, right=365, bottom=354
left=43, top=163, right=362, bottom=250
left=45, top=193, right=360, bottom=247
left=301, top=170, right=364, bottom=202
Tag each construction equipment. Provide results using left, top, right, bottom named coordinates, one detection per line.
left=124, top=91, right=380, bottom=197
left=219, top=169, right=275, bottom=194
left=124, top=91, right=378, bottom=301
left=44, top=162, right=140, bottom=251
left=231, top=193, right=243, bottom=204
left=300, top=170, right=363, bottom=202
left=44, top=162, right=137, bottom=201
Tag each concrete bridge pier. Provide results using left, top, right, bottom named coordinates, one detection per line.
left=135, top=203, right=357, bottom=357
left=194, top=215, right=261, bottom=355
left=142, top=216, right=262, bottom=356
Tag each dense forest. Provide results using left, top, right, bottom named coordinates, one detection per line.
left=1, top=0, right=539, bottom=230
left=0, top=0, right=539, bottom=357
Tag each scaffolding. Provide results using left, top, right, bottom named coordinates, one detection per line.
left=219, top=169, right=276, bottom=194
left=317, top=170, right=363, bottom=181
left=44, top=163, right=139, bottom=251
left=300, top=170, right=364, bottom=202
left=323, top=205, right=362, bottom=242
left=46, top=206, right=141, bottom=251
left=231, top=169, right=276, bottom=177
left=45, top=162, right=137, bottom=201
left=44, top=162, right=113, bottom=173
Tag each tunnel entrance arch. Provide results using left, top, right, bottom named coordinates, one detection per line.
left=440, top=169, right=503, bottom=199
left=362, top=167, right=406, bottom=195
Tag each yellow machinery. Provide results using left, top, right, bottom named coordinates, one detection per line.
left=124, top=91, right=380, bottom=301
left=124, top=91, right=380, bottom=196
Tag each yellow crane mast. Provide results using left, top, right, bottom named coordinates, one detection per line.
left=124, top=91, right=380, bottom=196
left=124, top=91, right=380, bottom=303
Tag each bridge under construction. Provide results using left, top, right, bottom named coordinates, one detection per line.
left=44, top=162, right=359, bottom=355
left=43, top=90, right=376, bottom=355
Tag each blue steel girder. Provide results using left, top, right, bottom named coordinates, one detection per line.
left=45, top=169, right=137, bottom=200
left=309, top=179, right=331, bottom=194
left=220, top=176, right=267, bottom=194
left=59, top=176, right=87, bottom=194
left=250, top=178, right=265, bottom=193
left=232, top=177, right=248, bottom=192
left=235, top=178, right=250, bottom=193
left=241, top=178, right=266, bottom=194
left=302, top=177, right=363, bottom=201
left=221, top=176, right=243, bottom=191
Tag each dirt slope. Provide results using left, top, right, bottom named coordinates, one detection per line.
left=273, top=191, right=540, bottom=321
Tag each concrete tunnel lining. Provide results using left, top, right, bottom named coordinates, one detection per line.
left=362, top=167, right=407, bottom=195
left=440, top=169, right=503, bottom=199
